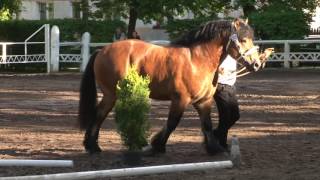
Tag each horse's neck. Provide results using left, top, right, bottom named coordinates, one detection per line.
left=190, top=40, right=224, bottom=72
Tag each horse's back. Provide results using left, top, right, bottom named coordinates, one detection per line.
left=93, top=40, right=167, bottom=91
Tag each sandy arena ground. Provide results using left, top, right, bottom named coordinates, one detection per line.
left=0, top=68, right=319, bottom=180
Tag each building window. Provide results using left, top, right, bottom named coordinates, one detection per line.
left=72, top=2, right=81, bottom=19
left=38, top=2, right=47, bottom=20
left=38, top=2, right=54, bottom=20
left=48, top=3, right=54, bottom=19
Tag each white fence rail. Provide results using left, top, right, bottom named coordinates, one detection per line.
left=0, top=42, right=46, bottom=63
left=1, top=25, right=320, bottom=73
left=0, top=24, right=51, bottom=72
left=254, top=40, right=320, bottom=67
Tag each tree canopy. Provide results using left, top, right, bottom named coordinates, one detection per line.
left=235, top=0, right=320, bottom=39
left=0, top=0, right=21, bottom=20
left=91, top=0, right=231, bottom=38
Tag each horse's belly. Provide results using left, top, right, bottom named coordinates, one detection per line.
left=149, top=89, right=171, bottom=100
left=149, top=83, right=171, bottom=100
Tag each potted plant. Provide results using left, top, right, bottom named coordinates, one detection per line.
left=115, top=66, right=151, bottom=166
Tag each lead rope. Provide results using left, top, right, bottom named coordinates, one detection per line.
left=237, top=71, right=251, bottom=78
left=236, top=63, right=251, bottom=78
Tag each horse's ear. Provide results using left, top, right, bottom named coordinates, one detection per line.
left=245, top=18, right=248, bottom=25
left=232, top=18, right=242, bottom=30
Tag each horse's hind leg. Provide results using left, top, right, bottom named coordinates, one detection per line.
left=84, top=93, right=116, bottom=154
left=148, top=98, right=190, bottom=154
left=193, top=98, right=224, bottom=155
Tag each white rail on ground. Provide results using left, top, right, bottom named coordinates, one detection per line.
left=0, top=160, right=233, bottom=180
left=0, top=160, right=73, bottom=167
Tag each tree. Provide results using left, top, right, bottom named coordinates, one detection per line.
left=80, top=0, right=90, bottom=21
left=236, top=0, right=319, bottom=20
left=0, top=0, right=21, bottom=20
left=234, top=0, right=320, bottom=39
left=92, top=0, right=231, bottom=38
left=250, top=3, right=310, bottom=39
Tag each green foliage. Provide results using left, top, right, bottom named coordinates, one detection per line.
left=0, top=0, right=21, bottom=20
left=165, top=16, right=219, bottom=40
left=92, top=0, right=229, bottom=22
left=0, top=19, right=126, bottom=42
left=0, top=8, right=10, bottom=21
left=249, top=3, right=309, bottom=39
left=235, top=0, right=320, bottom=17
left=234, top=0, right=320, bottom=39
left=115, top=66, right=151, bottom=152
left=92, top=0, right=231, bottom=37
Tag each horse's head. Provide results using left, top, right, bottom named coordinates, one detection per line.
left=226, top=18, right=261, bottom=71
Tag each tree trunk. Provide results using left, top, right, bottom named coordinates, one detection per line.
left=127, top=6, right=138, bottom=39
left=242, top=4, right=255, bottom=17
left=81, top=0, right=89, bottom=21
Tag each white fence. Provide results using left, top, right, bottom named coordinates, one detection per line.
left=0, top=24, right=51, bottom=72
left=254, top=40, right=320, bottom=67
left=1, top=25, right=320, bottom=73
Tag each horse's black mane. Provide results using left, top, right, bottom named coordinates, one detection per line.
left=171, top=20, right=253, bottom=47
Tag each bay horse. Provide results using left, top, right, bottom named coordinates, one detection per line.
left=78, top=18, right=261, bottom=155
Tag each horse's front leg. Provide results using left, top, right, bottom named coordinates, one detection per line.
left=145, top=97, right=190, bottom=155
left=193, top=97, right=225, bottom=155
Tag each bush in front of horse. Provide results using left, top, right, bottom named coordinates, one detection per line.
left=115, top=66, right=151, bottom=166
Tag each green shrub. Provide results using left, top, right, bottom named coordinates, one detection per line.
left=0, top=19, right=126, bottom=42
left=115, top=66, right=151, bottom=152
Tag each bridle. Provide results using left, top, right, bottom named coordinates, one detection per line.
left=225, top=32, right=261, bottom=77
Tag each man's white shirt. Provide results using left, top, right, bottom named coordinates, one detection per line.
left=217, top=55, right=237, bottom=86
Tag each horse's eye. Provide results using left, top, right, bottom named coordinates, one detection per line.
left=240, top=39, right=247, bottom=43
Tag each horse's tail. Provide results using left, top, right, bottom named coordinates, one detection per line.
left=78, top=50, right=99, bottom=130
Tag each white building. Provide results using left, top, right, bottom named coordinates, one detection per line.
left=18, top=0, right=82, bottom=20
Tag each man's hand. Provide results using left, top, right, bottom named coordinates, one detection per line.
left=218, top=67, right=225, bottom=75
left=259, top=48, right=274, bottom=63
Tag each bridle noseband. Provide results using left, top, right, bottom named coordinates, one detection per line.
left=224, top=29, right=261, bottom=77
left=226, top=34, right=259, bottom=63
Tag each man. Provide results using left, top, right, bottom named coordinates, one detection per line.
left=213, top=48, right=273, bottom=150
left=113, top=27, right=127, bottom=42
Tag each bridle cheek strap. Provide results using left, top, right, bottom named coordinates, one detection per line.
left=226, top=34, right=259, bottom=63
left=225, top=34, right=261, bottom=77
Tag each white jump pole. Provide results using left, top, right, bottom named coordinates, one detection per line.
left=1, top=137, right=241, bottom=180
left=1, top=160, right=232, bottom=180
left=0, top=160, right=73, bottom=168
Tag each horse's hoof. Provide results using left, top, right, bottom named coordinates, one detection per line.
left=85, top=144, right=102, bottom=154
left=86, top=148, right=102, bottom=155
left=205, top=144, right=226, bottom=156
left=142, top=145, right=165, bottom=156
left=204, top=136, right=226, bottom=155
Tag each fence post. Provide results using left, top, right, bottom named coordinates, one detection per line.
left=2, top=44, right=7, bottom=64
left=50, top=25, right=60, bottom=73
left=284, top=41, right=290, bottom=68
left=81, top=32, right=90, bottom=72
left=45, top=24, right=50, bottom=73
